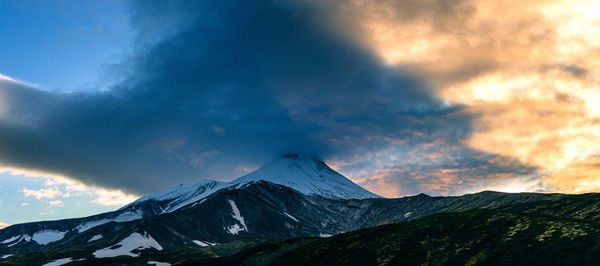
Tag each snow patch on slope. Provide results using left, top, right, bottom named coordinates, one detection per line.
left=93, top=232, right=163, bottom=258
left=226, top=200, right=247, bottom=235
left=32, top=230, right=66, bottom=245
left=284, top=212, right=299, bottom=222
left=192, top=240, right=217, bottom=247
left=227, top=224, right=244, bottom=235
left=5, top=235, right=31, bottom=247
left=88, top=234, right=103, bottom=242
left=42, top=257, right=80, bottom=266
left=1, top=235, right=20, bottom=244
left=148, top=261, right=171, bottom=266
left=76, top=210, right=142, bottom=233
left=1, top=254, right=14, bottom=259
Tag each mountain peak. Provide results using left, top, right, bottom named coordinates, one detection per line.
left=282, top=153, right=322, bottom=163
left=232, top=155, right=381, bottom=199
left=283, top=153, right=300, bottom=160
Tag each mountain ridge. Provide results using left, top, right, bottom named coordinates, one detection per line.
left=3, top=184, right=600, bottom=265
left=2, top=155, right=599, bottom=265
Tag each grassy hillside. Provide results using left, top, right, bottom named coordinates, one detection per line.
left=189, top=209, right=600, bottom=265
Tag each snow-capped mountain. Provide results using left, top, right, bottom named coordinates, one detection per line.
left=124, top=154, right=380, bottom=214
left=4, top=154, right=573, bottom=264
left=124, top=180, right=229, bottom=214
left=0, top=181, right=383, bottom=264
left=0, top=178, right=575, bottom=265
left=232, top=154, right=381, bottom=199
left=0, top=154, right=377, bottom=251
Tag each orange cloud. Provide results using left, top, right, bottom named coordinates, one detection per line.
left=324, top=0, right=600, bottom=193
left=360, top=170, right=403, bottom=198
left=0, top=221, right=10, bottom=229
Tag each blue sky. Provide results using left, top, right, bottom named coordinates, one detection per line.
left=1, top=0, right=599, bottom=227
left=0, top=0, right=132, bottom=91
left=0, top=172, right=117, bottom=225
left=0, top=0, right=134, bottom=225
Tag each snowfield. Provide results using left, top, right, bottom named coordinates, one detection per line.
left=147, top=261, right=171, bottom=266
left=87, top=234, right=103, bottom=242
left=0, top=235, right=20, bottom=244
left=5, top=235, right=31, bottom=247
left=192, top=240, right=217, bottom=247
left=1, top=230, right=66, bottom=246
left=41, top=257, right=79, bottom=266
left=32, top=230, right=67, bottom=245
left=226, top=200, right=247, bottom=235
left=93, top=232, right=163, bottom=258
left=76, top=210, right=142, bottom=233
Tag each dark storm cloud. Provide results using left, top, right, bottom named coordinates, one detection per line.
left=0, top=0, right=537, bottom=195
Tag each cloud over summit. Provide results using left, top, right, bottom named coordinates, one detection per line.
left=0, top=0, right=554, bottom=196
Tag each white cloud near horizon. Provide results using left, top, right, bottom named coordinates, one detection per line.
left=4, top=167, right=138, bottom=206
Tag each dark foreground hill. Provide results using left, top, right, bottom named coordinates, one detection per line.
left=200, top=209, right=600, bottom=266
left=193, top=193, right=600, bottom=266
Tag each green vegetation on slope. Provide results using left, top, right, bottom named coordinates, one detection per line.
left=180, top=209, right=600, bottom=265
